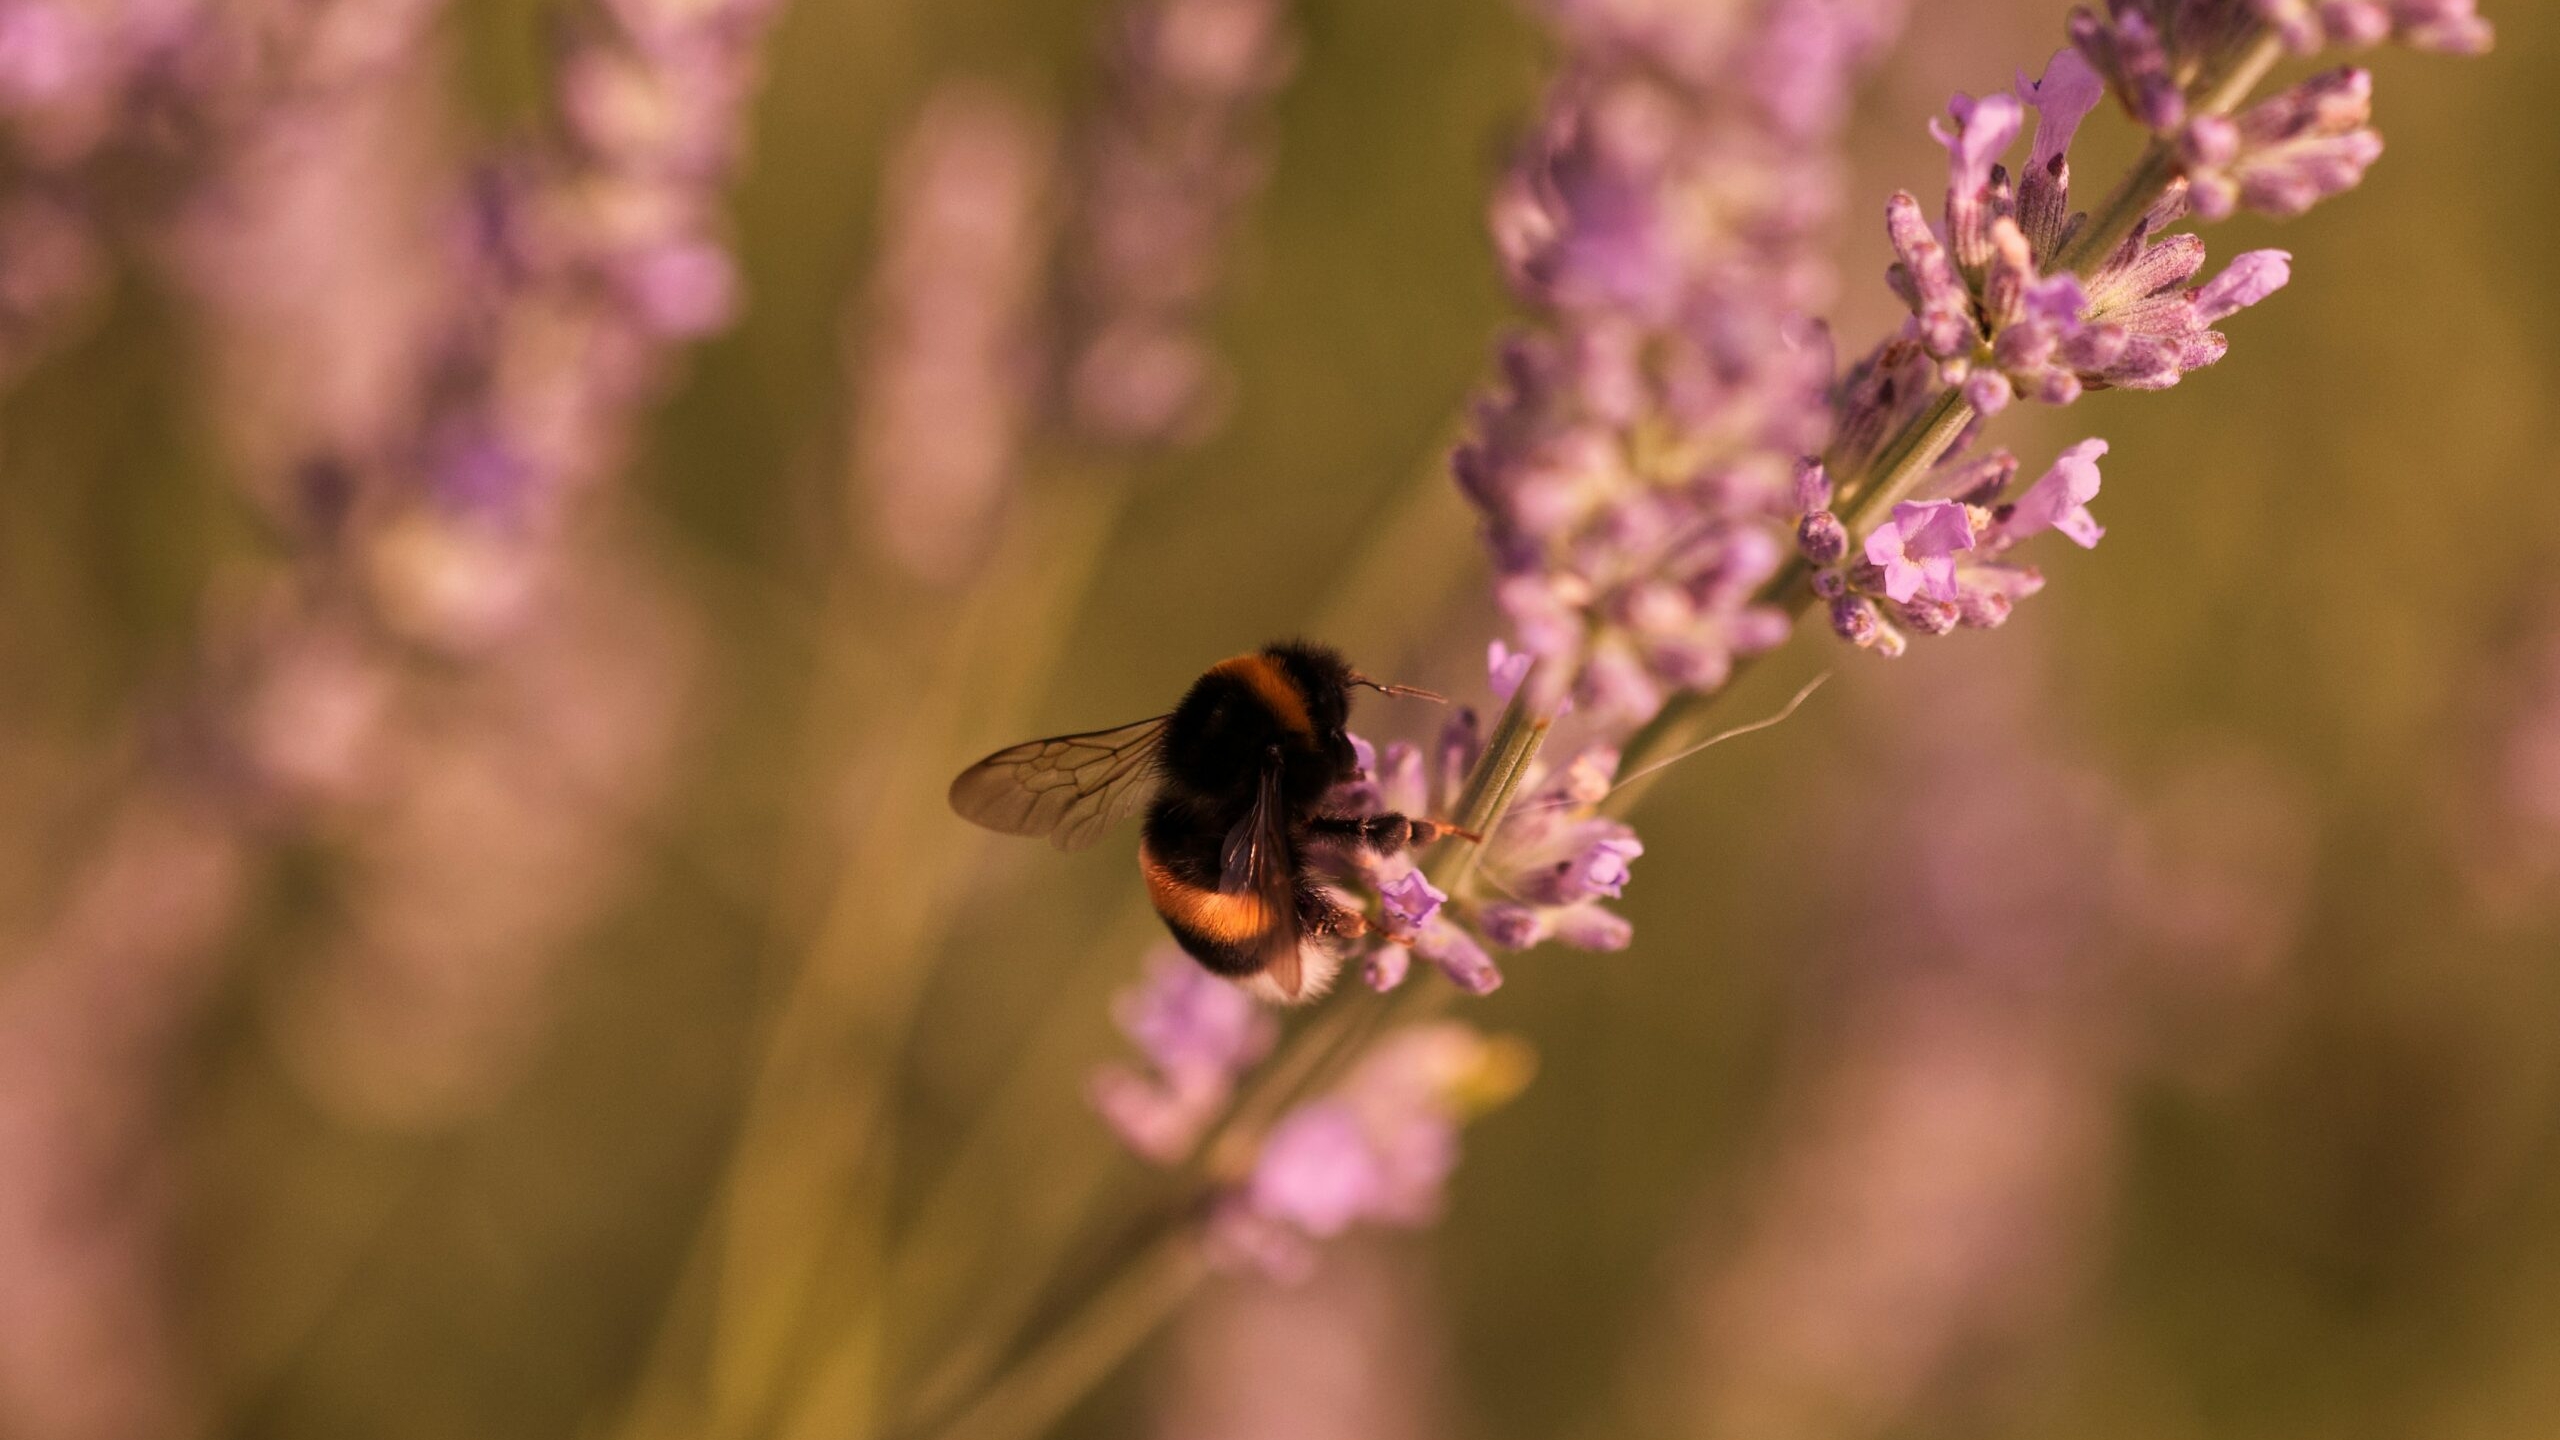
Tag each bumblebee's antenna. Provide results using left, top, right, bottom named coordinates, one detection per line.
left=1350, top=674, right=1448, bottom=704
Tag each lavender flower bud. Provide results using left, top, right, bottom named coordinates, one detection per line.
left=1477, top=901, right=1543, bottom=951
left=2390, top=0, right=2494, bottom=54
left=2070, top=6, right=2184, bottom=132
left=1793, top=456, right=1832, bottom=513
left=1797, top=509, right=1849, bottom=566
left=1894, top=595, right=1960, bottom=636
left=2194, top=250, right=2293, bottom=325
left=1364, top=943, right=1412, bottom=993
left=1089, top=949, right=1277, bottom=1163
left=1885, top=190, right=1973, bottom=358
left=2185, top=69, right=2381, bottom=221
left=2318, top=2, right=2394, bottom=47
left=1413, top=917, right=1503, bottom=995
left=1954, top=583, right=2015, bottom=629
left=1963, top=368, right=2014, bottom=416
left=1929, top=92, right=2022, bottom=271
left=1831, top=592, right=1883, bottom=647
left=1548, top=903, right=1633, bottom=951
left=1222, top=1024, right=1531, bottom=1264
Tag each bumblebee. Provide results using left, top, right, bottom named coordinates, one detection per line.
left=949, top=641, right=1465, bottom=1003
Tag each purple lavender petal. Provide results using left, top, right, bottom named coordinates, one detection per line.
left=2017, top=48, right=2105, bottom=172
left=2000, top=439, right=2109, bottom=548
left=1379, top=868, right=1448, bottom=937
left=1929, top=91, right=2022, bottom=201
left=1248, top=1103, right=1384, bottom=1238
left=2193, top=249, right=2292, bottom=324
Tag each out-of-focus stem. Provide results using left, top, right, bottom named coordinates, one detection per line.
left=618, top=466, right=1131, bottom=1440
left=918, top=1233, right=1210, bottom=1440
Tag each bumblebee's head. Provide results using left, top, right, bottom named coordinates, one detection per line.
left=1257, top=641, right=1443, bottom=786
left=1262, top=640, right=1355, bottom=733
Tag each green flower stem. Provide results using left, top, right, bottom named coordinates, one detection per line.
left=918, top=1233, right=1209, bottom=1440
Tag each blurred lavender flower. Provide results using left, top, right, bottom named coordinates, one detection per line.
left=1061, top=0, right=1296, bottom=447
left=1092, top=948, right=1280, bottom=1163
left=1153, top=1243, right=1452, bottom=1440
left=372, top=0, right=779, bottom=644
left=1205, top=1022, right=1532, bottom=1282
left=1456, top=0, right=1906, bottom=729
left=0, top=188, right=97, bottom=382
left=2452, top=589, right=2560, bottom=920
left=853, top=83, right=1057, bottom=584
left=2182, top=66, right=2381, bottom=219
left=1670, top=642, right=2310, bottom=1437
left=0, top=0, right=447, bottom=385
left=0, top=792, right=247, bottom=1440
left=269, top=544, right=699, bottom=1127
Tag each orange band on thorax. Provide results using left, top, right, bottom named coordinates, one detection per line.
left=1209, top=652, right=1313, bottom=738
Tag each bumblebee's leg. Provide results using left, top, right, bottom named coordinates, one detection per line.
left=1303, top=812, right=1477, bottom=856
left=1296, top=881, right=1370, bottom=943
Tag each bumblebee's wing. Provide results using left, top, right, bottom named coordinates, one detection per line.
left=1219, top=757, right=1306, bottom=999
left=948, top=715, right=1170, bottom=851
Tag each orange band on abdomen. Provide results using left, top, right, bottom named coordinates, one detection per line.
left=1140, top=840, right=1273, bottom=944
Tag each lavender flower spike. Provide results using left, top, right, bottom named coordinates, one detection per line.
left=1457, top=0, right=1905, bottom=729
left=853, top=84, right=1056, bottom=585
left=1209, top=1023, right=1533, bottom=1281
left=1090, top=948, right=1278, bottom=1163
left=1063, top=0, right=1298, bottom=447
left=1334, top=674, right=1647, bottom=985
left=2182, top=68, right=2382, bottom=221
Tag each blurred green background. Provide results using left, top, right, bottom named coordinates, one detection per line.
left=1, top=1, right=2554, bottom=1438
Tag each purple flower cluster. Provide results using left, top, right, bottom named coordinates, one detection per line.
left=2182, top=64, right=2381, bottom=219
left=1875, top=50, right=2291, bottom=418
left=1080, top=0, right=2493, bottom=1298
left=410, top=0, right=777, bottom=543
left=1807, top=1, right=2488, bottom=660
left=1813, top=439, right=2106, bottom=651
left=1335, top=706, right=1644, bottom=995
left=1205, top=1022, right=1532, bottom=1281
left=1454, top=0, right=1906, bottom=729
left=1460, top=0, right=2488, bottom=688
left=1090, top=949, right=1278, bottom=1162
left=0, top=0, right=441, bottom=380
left=1061, top=0, right=1297, bottom=447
